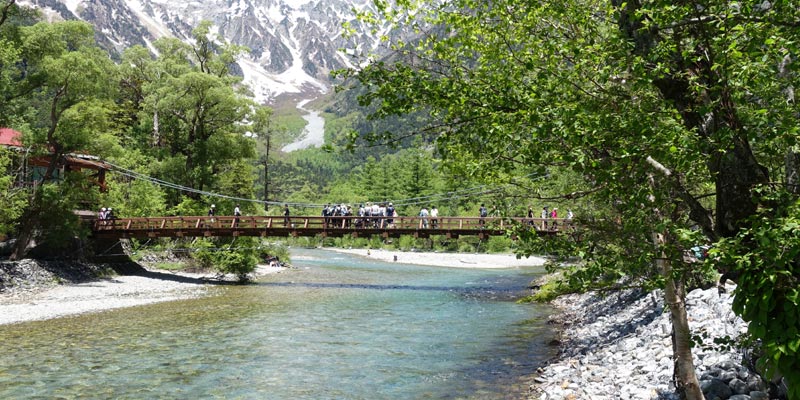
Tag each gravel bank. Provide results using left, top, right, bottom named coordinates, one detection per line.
left=529, top=285, right=788, bottom=400
left=0, top=260, right=284, bottom=326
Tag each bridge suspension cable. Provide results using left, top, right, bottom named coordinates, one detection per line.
left=104, top=161, right=545, bottom=209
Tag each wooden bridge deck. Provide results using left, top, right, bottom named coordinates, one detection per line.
left=91, top=216, right=573, bottom=239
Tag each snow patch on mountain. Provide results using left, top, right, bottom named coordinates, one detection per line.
left=62, top=0, right=80, bottom=14
left=18, top=0, right=407, bottom=107
left=126, top=0, right=174, bottom=39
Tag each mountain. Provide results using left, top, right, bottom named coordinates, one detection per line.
left=18, top=0, right=391, bottom=105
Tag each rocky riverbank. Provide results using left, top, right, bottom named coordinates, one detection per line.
left=529, top=285, right=788, bottom=400
left=0, top=259, right=115, bottom=298
left=0, top=259, right=285, bottom=325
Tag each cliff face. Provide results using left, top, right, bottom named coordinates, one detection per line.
left=19, top=0, right=394, bottom=103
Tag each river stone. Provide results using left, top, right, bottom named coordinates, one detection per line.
left=749, top=391, right=769, bottom=400
left=566, top=381, right=581, bottom=390
left=721, top=370, right=739, bottom=381
left=728, top=395, right=750, bottom=400
left=718, top=360, right=738, bottom=370
left=701, top=378, right=733, bottom=400
left=530, top=285, right=758, bottom=400
left=702, top=368, right=723, bottom=380
left=746, top=375, right=767, bottom=392
left=640, top=362, right=657, bottom=374
left=586, top=372, right=603, bottom=383
left=729, top=378, right=749, bottom=395
left=634, top=349, right=651, bottom=360
left=738, top=369, right=750, bottom=380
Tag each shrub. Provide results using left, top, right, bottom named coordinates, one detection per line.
left=486, top=236, right=512, bottom=253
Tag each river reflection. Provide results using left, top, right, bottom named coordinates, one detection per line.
left=0, top=249, right=557, bottom=399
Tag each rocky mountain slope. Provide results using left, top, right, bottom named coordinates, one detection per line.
left=19, top=0, right=392, bottom=104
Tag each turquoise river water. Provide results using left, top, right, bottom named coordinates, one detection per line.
left=0, top=249, right=557, bottom=399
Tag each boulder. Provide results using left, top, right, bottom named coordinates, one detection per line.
left=701, top=378, right=733, bottom=400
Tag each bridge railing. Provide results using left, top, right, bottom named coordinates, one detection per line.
left=92, top=215, right=574, bottom=235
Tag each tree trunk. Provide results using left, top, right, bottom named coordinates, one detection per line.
left=786, top=151, right=800, bottom=195
left=9, top=151, right=62, bottom=260
left=647, top=166, right=703, bottom=400
left=710, top=132, right=769, bottom=238
left=10, top=195, right=40, bottom=261
left=655, top=240, right=703, bottom=400
left=152, top=109, right=160, bottom=147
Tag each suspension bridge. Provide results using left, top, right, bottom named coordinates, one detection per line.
left=91, top=215, right=573, bottom=240
left=85, top=162, right=575, bottom=241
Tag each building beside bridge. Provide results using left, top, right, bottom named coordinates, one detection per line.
left=0, top=128, right=111, bottom=192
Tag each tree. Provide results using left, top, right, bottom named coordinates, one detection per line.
left=338, top=0, right=800, bottom=397
left=0, top=1, right=39, bottom=127
left=9, top=20, right=118, bottom=260
left=99, top=151, right=167, bottom=218
left=191, top=236, right=259, bottom=283
left=119, top=21, right=260, bottom=207
left=402, top=147, right=434, bottom=206
left=0, top=147, right=25, bottom=237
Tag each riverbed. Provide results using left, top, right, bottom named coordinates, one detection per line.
left=281, top=99, right=325, bottom=152
left=0, top=249, right=557, bottom=399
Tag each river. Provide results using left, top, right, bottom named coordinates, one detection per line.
left=0, top=249, right=557, bottom=399
left=281, top=99, right=325, bottom=152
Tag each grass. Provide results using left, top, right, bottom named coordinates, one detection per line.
left=518, top=270, right=574, bottom=303
left=153, top=261, right=189, bottom=271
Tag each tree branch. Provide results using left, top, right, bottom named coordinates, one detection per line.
left=646, top=156, right=717, bottom=241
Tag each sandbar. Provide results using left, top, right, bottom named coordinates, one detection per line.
left=325, top=247, right=547, bottom=269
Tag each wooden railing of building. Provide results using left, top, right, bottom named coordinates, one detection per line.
left=91, top=215, right=574, bottom=240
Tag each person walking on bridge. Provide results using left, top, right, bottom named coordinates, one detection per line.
left=386, top=202, right=395, bottom=228
left=322, top=204, right=331, bottom=228
left=98, top=207, right=108, bottom=228
left=419, top=206, right=430, bottom=229
left=541, top=206, right=548, bottom=230
left=283, top=204, right=291, bottom=227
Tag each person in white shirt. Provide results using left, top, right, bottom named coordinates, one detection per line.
left=419, top=206, right=430, bottom=228
left=371, top=203, right=380, bottom=228
left=379, top=203, right=387, bottom=228
left=430, top=205, right=439, bottom=229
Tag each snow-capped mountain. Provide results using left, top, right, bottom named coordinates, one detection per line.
left=19, top=0, right=391, bottom=105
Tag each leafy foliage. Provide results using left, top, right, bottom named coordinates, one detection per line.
left=189, top=237, right=261, bottom=282
left=336, top=0, right=800, bottom=396
left=717, top=195, right=800, bottom=396
left=0, top=147, right=26, bottom=237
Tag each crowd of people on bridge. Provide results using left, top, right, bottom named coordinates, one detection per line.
left=198, top=201, right=574, bottom=230
left=97, top=201, right=575, bottom=232
left=97, top=207, right=116, bottom=226
left=320, top=202, right=397, bottom=229
left=525, top=205, right=574, bottom=230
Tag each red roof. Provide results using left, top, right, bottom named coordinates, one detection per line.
left=0, top=128, right=22, bottom=147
